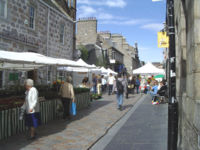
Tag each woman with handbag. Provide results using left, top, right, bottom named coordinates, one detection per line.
left=59, top=76, right=75, bottom=120
left=21, top=79, right=41, bottom=140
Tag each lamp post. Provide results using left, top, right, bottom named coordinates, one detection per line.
left=166, top=0, right=178, bottom=150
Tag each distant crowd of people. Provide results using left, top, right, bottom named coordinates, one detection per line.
left=80, top=73, right=142, bottom=111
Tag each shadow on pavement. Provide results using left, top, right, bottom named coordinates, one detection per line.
left=0, top=99, right=112, bottom=150
left=122, top=104, right=134, bottom=111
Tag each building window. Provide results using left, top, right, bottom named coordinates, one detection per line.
left=112, top=51, right=115, bottom=59
left=29, top=6, right=35, bottom=29
left=0, top=0, right=7, bottom=18
left=0, top=71, right=3, bottom=88
left=71, top=0, right=73, bottom=7
left=68, top=0, right=70, bottom=7
left=58, top=71, right=64, bottom=81
left=59, top=24, right=65, bottom=44
left=47, top=70, right=51, bottom=82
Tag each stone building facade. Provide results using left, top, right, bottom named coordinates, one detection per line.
left=76, top=17, right=97, bottom=45
left=76, top=18, right=104, bottom=65
left=76, top=17, right=140, bottom=74
left=98, top=32, right=124, bottom=72
left=111, top=34, right=140, bottom=74
left=0, top=0, right=76, bottom=88
left=174, top=0, right=200, bottom=149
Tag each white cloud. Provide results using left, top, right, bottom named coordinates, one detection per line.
left=98, top=13, right=114, bottom=20
left=77, top=5, right=97, bottom=18
left=78, top=0, right=127, bottom=8
left=105, top=0, right=127, bottom=8
left=141, top=23, right=163, bottom=31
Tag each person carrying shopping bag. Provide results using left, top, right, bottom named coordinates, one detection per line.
left=59, top=76, right=75, bottom=120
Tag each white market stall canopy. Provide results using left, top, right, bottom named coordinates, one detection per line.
left=100, top=67, right=118, bottom=76
left=0, top=50, right=88, bottom=70
left=76, top=58, right=94, bottom=68
left=58, top=59, right=100, bottom=73
left=133, top=62, right=165, bottom=75
left=107, top=68, right=118, bottom=75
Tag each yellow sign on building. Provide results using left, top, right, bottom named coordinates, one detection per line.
left=158, top=32, right=169, bottom=48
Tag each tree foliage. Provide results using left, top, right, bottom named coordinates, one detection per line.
left=79, top=45, right=89, bottom=61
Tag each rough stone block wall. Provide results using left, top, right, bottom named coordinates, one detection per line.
left=175, top=0, right=200, bottom=149
left=76, top=19, right=97, bottom=45
left=0, top=0, right=74, bottom=87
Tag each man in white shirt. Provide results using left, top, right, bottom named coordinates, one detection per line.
left=107, top=73, right=115, bottom=95
left=101, top=75, right=107, bottom=93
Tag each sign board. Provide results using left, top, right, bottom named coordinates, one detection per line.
left=158, top=32, right=169, bottom=48
left=110, top=59, right=116, bottom=64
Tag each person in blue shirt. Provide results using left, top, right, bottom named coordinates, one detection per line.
left=135, top=77, right=141, bottom=94
left=149, top=80, right=159, bottom=101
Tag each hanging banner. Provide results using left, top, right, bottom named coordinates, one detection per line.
left=158, top=32, right=169, bottom=48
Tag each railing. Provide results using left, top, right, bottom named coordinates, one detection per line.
left=0, top=92, right=90, bottom=140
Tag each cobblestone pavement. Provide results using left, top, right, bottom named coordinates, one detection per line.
left=0, top=94, right=142, bottom=150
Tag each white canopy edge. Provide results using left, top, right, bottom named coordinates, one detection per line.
left=133, top=62, right=165, bottom=75
left=0, top=50, right=92, bottom=70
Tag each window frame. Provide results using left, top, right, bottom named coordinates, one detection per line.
left=71, top=0, right=73, bottom=7
left=47, top=70, right=51, bottom=83
left=29, top=6, right=35, bottom=29
left=0, top=0, right=7, bottom=19
left=0, top=71, right=4, bottom=89
left=59, top=24, right=65, bottom=44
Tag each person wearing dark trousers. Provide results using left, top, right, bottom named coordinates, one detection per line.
left=101, top=75, right=107, bottom=93
left=153, top=81, right=167, bottom=102
left=59, top=76, right=75, bottom=120
left=124, top=75, right=129, bottom=99
left=61, top=98, right=71, bottom=118
left=135, top=77, right=141, bottom=94
left=107, top=73, right=115, bottom=95
left=112, top=73, right=126, bottom=111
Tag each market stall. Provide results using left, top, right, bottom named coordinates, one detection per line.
left=133, top=62, right=165, bottom=75
left=0, top=50, right=87, bottom=70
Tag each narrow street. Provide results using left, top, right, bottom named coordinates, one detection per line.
left=0, top=94, right=141, bottom=150
left=91, top=95, right=168, bottom=150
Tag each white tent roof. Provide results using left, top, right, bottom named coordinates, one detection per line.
left=58, top=67, right=89, bottom=72
left=76, top=59, right=94, bottom=68
left=100, top=67, right=108, bottom=74
left=100, top=67, right=117, bottom=75
left=107, top=68, right=118, bottom=75
left=133, top=62, right=165, bottom=75
left=0, top=50, right=86, bottom=70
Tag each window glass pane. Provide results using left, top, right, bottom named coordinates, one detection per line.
left=0, top=0, right=5, bottom=17
left=71, top=0, right=73, bottom=7
left=0, top=71, right=2, bottom=88
left=60, top=24, right=64, bottom=43
left=68, top=0, right=70, bottom=7
left=47, top=71, right=51, bottom=81
left=29, top=6, right=35, bottom=28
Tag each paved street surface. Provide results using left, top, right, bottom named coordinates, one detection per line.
left=91, top=95, right=168, bottom=150
left=0, top=94, right=141, bottom=150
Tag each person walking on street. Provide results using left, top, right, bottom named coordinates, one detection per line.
left=97, top=75, right=102, bottom=95
left=101, top=75, right=107, bottom=93
left=59, top=76, right=75, bottom=120
left=107, top=73, right=115, bottom=95
left=112, top=73, right=126, bottom=110
left=124, top=75, right=129, bottom=99
left=92, top=74, right=97, bottom=94
left=22, top=79, right=40, bottom=140
left=135, top=76, right=141, bottom=94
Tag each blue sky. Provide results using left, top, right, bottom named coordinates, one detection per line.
left=77, top=0, right=166, bottom=62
